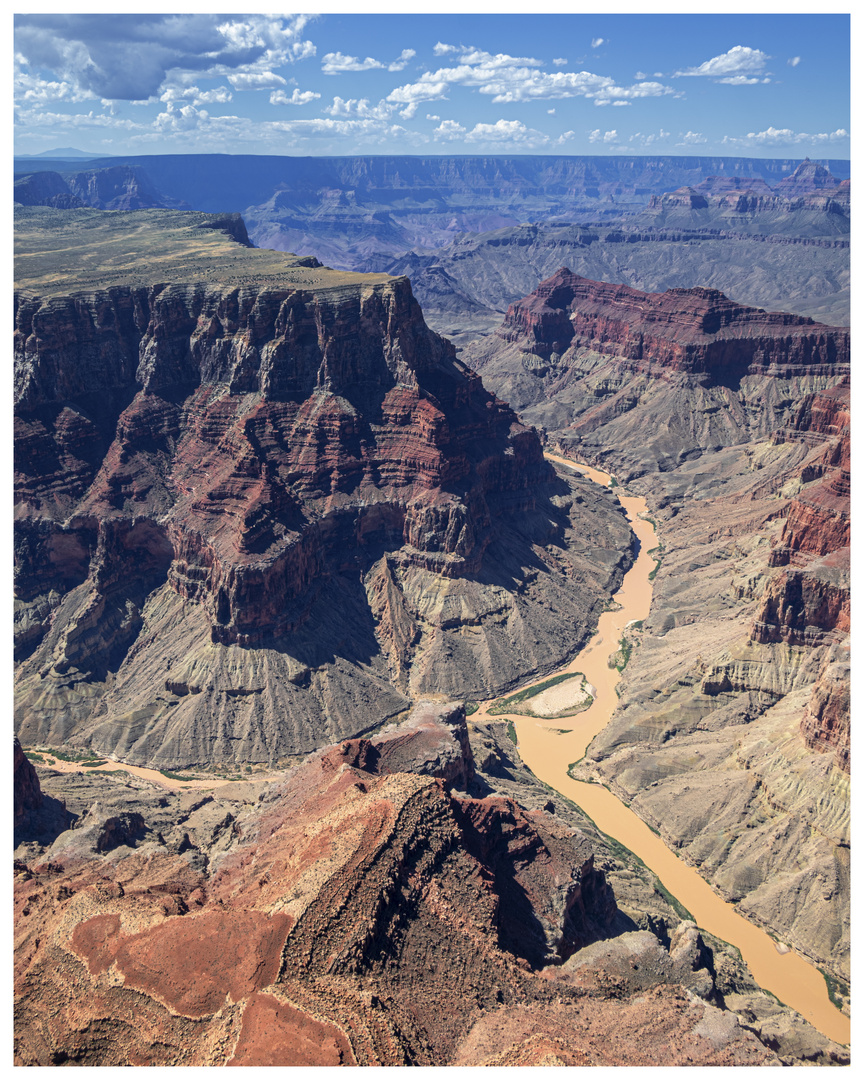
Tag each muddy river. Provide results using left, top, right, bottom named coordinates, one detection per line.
left=473, top=452, right=849, bottom=1046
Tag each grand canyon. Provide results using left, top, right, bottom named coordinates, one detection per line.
left=14, top=152, right=850, bottom=1066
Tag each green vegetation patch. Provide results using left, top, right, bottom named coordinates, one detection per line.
left=464, top=701, right=479, bottom=716
left=44, top=747, right=99, bottom=763
left=822, top=970, right=850, bottom=1012
left=80, top=759, right=108, bottom=768
left=24, top=752, right=45, bottom=764
left=609, top=635, right=633, bottom=673
left=505, top=721, right=517, bottom=745
left=159, top=769, right=200, bottom=782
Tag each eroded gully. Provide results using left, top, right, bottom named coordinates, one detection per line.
left=470, top=452, right=849, bottom=1046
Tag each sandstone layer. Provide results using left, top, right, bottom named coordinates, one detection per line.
left=467, top=273, right=850, bottom=986
left=15, top=211, right=633, bottom=767
left=16, top=704, right=846, bottom=1066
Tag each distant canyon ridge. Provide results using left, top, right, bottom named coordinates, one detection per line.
left=14, top=153, right=849, bottom=332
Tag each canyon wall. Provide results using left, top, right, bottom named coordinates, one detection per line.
left=15, top=267, right=632, bottom=767
left=18, top=702, right=837, bottom=1066
left=467, top=272, right=850, bottom=983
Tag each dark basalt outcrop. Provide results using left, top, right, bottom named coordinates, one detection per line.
left=15, top=703, right=809, bottom=1066
left=15, top=228, right=633, bottom=767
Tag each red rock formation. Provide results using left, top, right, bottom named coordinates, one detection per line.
left=774, top=159, right=841, bottom=197
left=13, top=703, right=777, bottom=1066
left=16, top=268, right=632, bottom=765
left=750, top=563, right=850, bottom=647
left=800, top=651, right=850, bottom=772
left=500, top=268, right=848, bottom=381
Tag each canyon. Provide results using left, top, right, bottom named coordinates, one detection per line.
left=14, top=157, right=851, bottom=1065
left=468, top=270, right=850, bottom=995
left=15, top=209, right=632, bottom=768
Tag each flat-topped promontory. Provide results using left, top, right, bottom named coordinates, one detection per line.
left=14, top=206, right=392, bottom=298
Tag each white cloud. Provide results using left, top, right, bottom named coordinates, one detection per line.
left=227, top=71, right=286, bottom=91
left=433, top=42, right=458, bottom=56
left=717, top=75, right=760, bottom=85
left=552, top=58, right=567, bottom=66
left=388, top=48, right=416, bottom=72
left=433, top=119, right=466, bottom=140
left=722, top=126, right=849, bottom=148
left=591, top=38, right=605, bottom=49
left=678, top=130, right=707, bottom=144
left=588, top=128, right=618, bottom=143
left=324, top=96, right=394, bottom=120
left=675, top=45, right=770, bottom=80
left=547, top=107, right=556, bottom=115
left=161, top=84, right=233, bottom=106
left=629, top=128, right=670, bottom=147
left=426, top=113, right=440, bottom=121
left=432, top=116, right=555, bottom=149
left=15, top=14, right=316, bottom=102
left=270, top=88, right=320, bottom=105
left=387, top=80, right=449, bottom=107
left=321, top=51, right=384, bottom=74
left=788, top=56, right=801, bottom=67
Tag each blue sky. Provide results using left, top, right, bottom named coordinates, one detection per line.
left=13, top=9, right=850, bottom=159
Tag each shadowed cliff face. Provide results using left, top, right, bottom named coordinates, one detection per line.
left=15, top=271, right=633, bottom=767
left=470, top=272, right=850, bottom=984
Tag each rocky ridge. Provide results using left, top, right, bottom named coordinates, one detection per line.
left=15, top=704, right=846, bottom=1066
left=15, top=211, right=633, bottom=767
left=466, top=272, right=850, bottom=986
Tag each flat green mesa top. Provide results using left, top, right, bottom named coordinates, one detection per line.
left=14, top=206, right=392, bottom=298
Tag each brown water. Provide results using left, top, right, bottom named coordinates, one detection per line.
left=473, top=453, right=849, bottom=1046
left=36, top=757, right=239, bottom=790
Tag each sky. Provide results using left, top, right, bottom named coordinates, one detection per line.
left=12, top=7, right=851, bottom=160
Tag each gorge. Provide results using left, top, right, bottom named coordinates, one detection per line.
left=14, top=181, right=850, bottom=1065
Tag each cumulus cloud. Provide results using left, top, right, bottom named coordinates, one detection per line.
left=433, top=42, right=458, bottom=55
left=552, top=57, right=567, bottom=66
left=228, top=71, right=286, bottom=91
left=588, top=128, right=618, bottom=143
left=432, top=116, right=564, bottom=149
left=716, top=75, right=761, bottom=85
left=674, top=45, right=770, bottom=80
left=14, top=13, right=316, bottom=102
left=788, top=56, right=801, bottom=66
left=324, top=96, right=394, bottom=120
left=388, top=48, right=416, bottom=72
left=591, top=38, right=604, bottom=48
left=677, top=130, right=708, bottom=144
left=270, top=87, right=320, bottom=105
left=722, top=126, right=849, bottom=148
left=321, top=51, right=384, bottom=74
left=629, top=129, right=670, bottom=147
left=392, top=50, right=674, bottom=108
left=387, top=80, right=449, bottom=108
left=160, top=84, right=233, bottom=106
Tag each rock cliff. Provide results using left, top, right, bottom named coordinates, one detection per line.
left=468, top=271, right=850, bottom=986
left=15, top=214, right=633, bottom=767
left=18, top=702, right=835, bottom=1067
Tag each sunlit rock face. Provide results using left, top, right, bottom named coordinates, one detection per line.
left=14, top=269, right=632, bottom=767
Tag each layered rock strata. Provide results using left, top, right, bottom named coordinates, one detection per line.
left=467, top=272, right=850, bottom=984
left=15, top=218, right=633, bottom=767
left=17, top=702, right=843, bottom=1066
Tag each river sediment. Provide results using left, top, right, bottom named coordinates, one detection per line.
left=472, top=453, right=849, bottom=1046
